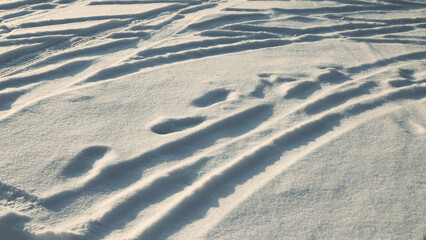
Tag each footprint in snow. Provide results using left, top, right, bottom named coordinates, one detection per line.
left=389, top=69, right=426, bottom=88
left=61, top=146, right=110, bottom=178
left=191, top=88, right=231, bottom=108
left=317, top=68, right=351, bottom=84
left=151, top=116, right=206, bottom=135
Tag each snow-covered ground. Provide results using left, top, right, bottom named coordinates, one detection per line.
left=0, top=0, right=425, bottom=239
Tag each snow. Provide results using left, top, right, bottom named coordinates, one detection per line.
left=0, top=0, right=425, bottom=239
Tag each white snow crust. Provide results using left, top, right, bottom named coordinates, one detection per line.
left=0, top=0, right=425, bottom=239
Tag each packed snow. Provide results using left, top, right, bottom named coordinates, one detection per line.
left=0, top=0, right=425, bottom=239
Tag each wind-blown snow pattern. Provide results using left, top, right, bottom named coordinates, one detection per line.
left=0, top=0, right=425, bottom=239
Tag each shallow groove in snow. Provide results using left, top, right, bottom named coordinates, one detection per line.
left=0, top=0, right=425, bottom=239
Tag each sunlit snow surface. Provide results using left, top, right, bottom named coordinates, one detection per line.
left=0, top=0, right=425, bottom=239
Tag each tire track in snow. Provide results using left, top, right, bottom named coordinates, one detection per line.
left=1, top=0, right=425, bottom=237
left=58, top=64, right=426, bottom=238
left=42, top=104, right=273, bottom=205
left=0, top=0, right=216, bottom=118
left=109, top=58, right=426, bottom=238
left=172, top=100, right=421, bottom=240
left=0, top=60, right=94, bottom=91
left=0, top=1, right=200, bottom=79
left=81, top=15, right=425, bottom=84
left=130, top=84, right=426, bottom=240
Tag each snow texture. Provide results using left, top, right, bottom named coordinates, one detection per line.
left=0, top=0, right=425, bottom=239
